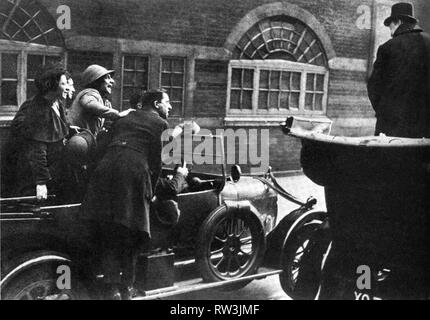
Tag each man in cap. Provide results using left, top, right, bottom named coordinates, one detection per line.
left=367, top=2, right=430, bottom=138
left=65, top=64, right=134, bottom=136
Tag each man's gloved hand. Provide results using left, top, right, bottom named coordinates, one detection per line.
left=36, top=184, right=48, bottom=200
left=186, top=121, right=200, bottom=135
left=171, top=124, right=184, bottom=139
left=171, top=121, right=200, bottom=139
left=176, top=165, right=189, bottom=177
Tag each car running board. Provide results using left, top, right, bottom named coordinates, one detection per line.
left=133, top=268, right=283, bottom=300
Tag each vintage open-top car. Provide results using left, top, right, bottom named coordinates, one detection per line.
left=0, top=132, right=325, bottom=300
left=280, top=116, right=430, bottom=300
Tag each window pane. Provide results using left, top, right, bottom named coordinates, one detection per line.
left=280, top=92, right=289, bottom=109
left=26, top=81, right=38, bottom=99
left=315, top=93, right=324, bottom=110
left=136, top=57, right=148, bottom=71
left=291, top=72, right=301, bottom=90
left=316, top=74, right=325, bottom=91
left=161, top=59, right=170, bottom=72
left=269, top=92, right=279, bottom=109
left=172, top=59, right=184, bottom=73
left=280, top=72, right=290, bottom=90
left=254, top=35, right=265, bottom=49
left=2, top=54, right=18, bottom=78
left=172, top=73, right=183, bottom=87
left=161, top=74, right=171, bottom=87
left=27, top=55, right=43, bottom=79
left=259, top=70, right=269, bottom=89
left=124, top=56, right=135, bottom=70
left=230, top=90, right=241, bottom=109
left=243, top=69, right=253, bottom=88
left=135, top=72, right=147, bottom=87
left=270, top=71, right=280, bottom=89
left=123, top=71, right=135, bottom=85
left=232, top=69, right=242, bottom=88
left=171, top=102, right=182, bottom=116
left=242, top=90, right=252, bottom=109
left=290, top=92, right=300, bottom=109
left=1, top=81, right=17, bottom=105
left=45, top=55, right=62, bottom=66
left=258, top=91, right=268, bottom=109
left=306, top=74, right=315, bottom=91
left=305, top=93, right=314, bottom=110
left=122, top=87, right=136, bottom=102
left=171, top=88, right=183, bottom=102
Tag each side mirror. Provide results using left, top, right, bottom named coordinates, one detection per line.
left=231, top=165, right=242, bottom=182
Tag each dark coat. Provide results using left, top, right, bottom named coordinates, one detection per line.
left=81, top=109, right=168, bottom=236
left=368, top=24, right=430, bottom=138
left=1, top=95, right=70, bottom=197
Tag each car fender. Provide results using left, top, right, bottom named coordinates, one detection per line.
left=264, top=208, right=327, bottom=268
left=0, top=250, right=71, bottom=291
left=281, top=210, right=328, bottom=247
left=223, top=200, right=266, bottom=232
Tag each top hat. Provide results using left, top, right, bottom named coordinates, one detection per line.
left=384, top=2, right=418, bottom=26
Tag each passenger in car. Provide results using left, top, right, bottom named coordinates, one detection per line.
left=151, top=164, right=189, bottom=250
left=2, top=64, right=74, bottom=201
left=65, top=64, right=134, bottom=137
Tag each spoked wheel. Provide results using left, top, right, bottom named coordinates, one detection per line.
left=280, top=221, right=328, bottom=300
left=196, top=206, right=266, bottom=286
left=1, top=259, right=89, bottom=300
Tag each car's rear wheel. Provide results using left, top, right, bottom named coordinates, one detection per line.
left=1, top=252, right=89, bottom=300
left=196, top=206, right=266, bottom=288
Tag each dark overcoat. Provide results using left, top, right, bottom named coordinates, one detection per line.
left=1, top=95, right=70, bottom=197
left=81, top=109, right=168, bottom=236
left=368, top=24, right=430, bottom=138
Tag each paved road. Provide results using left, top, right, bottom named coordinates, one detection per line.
left=164, top=173, right=326, bottom=300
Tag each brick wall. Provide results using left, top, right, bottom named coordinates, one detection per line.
left=327, top=69, right=374, bottom=119
left=67, top=51, right=114, bottom=93
left=418, top=1, right=430, bottom=32
left=47, top=0, right=373, bottom=59
left=194, top=60, right=228, bottom=117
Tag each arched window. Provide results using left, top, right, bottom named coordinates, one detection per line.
left=0, top=0, right=65, bottom=114
left=233, top=16, right=327, bottom=66
left=227, top=15, right=329, bottom=118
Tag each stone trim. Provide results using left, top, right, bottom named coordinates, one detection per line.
left=224, top=2, right=336, bottom=60
left=64, top=36, right=231, bottom=60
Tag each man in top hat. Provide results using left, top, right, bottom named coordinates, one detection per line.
left=368, top=2, right=430, bottom=138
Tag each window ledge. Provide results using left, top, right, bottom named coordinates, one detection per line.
left=0, top=115, right=14, bottom=127
left=224, top=115, right=332, bottom=127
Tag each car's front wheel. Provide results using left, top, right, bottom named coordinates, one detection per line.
left=279, top=220, right=329, bottom=300
left=196, top=205, right=266, bottom=287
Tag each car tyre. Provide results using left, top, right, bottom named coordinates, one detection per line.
left=1, top=252, right=89, bottom=300
left=196, top=205, right=266, bottom=289
left=279, top=221, right=328, bottom=300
